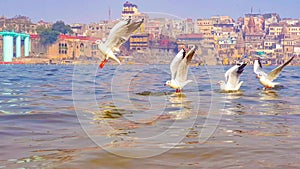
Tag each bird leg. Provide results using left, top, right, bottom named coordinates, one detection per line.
left=176, top=89, right=181, bottom=93
left=263, top=86, right=272, bottom=90
left=99, top=59, right=108, bottom=69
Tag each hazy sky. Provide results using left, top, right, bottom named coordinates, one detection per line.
left=1, top=0, right=300, bottom=24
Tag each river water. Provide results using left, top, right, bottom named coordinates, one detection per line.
left=0, top=64, right=299, bottom=168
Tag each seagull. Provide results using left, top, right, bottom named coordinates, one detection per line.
left=164, top=46, right=197, bottom=93
left=217, top=62, right=247, bottom=91
left=254, top=56, right=294, bottom=89
left=97, top=17, right=144, bottom=68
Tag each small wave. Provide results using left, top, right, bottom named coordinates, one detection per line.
left=135, top=91, right=170, bottom=96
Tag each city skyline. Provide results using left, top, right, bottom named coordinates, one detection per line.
left=1, top=0, right=300, bottom=23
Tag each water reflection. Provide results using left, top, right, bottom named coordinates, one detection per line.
left=167, top=93, right=192, bottom=120
left=259, top=90, right=279, bottom=100
left=93, top=104, right=124, bottom=119
left=215, top=89, right=244, bottom=115
left=225, top=91, right=243, bottom=100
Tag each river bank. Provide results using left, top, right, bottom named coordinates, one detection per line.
left=6, top=55, right=300, bottom=66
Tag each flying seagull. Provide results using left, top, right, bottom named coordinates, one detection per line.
left=254, top=56, right=294, bottom=89
left=164, top=46, right=197, bottom=93
left=218, top=62, right=247, bottom=91
left=97, top=17, right=144, bottom=68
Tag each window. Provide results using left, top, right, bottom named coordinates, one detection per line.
left=59, top=43, right=68, bottom=54
left=80, top=43, right=84, bottom=52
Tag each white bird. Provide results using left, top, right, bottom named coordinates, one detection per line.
left=218, top=62, right=247, bottom=91
left=164, top=46, right=197, bottom=93
left=254, top=56, right=294, bottom=89
left=97, top=17, right=144, bottom=68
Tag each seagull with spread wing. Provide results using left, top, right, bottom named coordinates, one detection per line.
left=218, top=62, right=247, bottom=91
left=164, top=46, right=197, bottom=93
left=96, top=17, right=144, bottom=68
left=254, top=56, right=294, bottom=89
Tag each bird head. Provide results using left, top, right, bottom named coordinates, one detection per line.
left=164, top=80, right=182, bottom=89
left=217, top=80, right=226, bottom=90
left=164, top=80, right=171, bottom=86
left=256, top=74, right=262, bottom=79
left=217, top=80, right=225, bottom=86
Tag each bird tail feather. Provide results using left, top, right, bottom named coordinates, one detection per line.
left=181, top=80, right=192, bottom=88
left=235, top=81, right=243, bottom=91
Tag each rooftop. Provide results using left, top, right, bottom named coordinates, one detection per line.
left=177, top=33, right=204, bottom=39
left=123, top=1, right=138, bottom=8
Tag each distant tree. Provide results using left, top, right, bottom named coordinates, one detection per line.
left=36, top=25, right=46, bottom=34
left=37, top=21, right=73, bottom=45
left=39, top=28, right=59, bottom=45
left=4, top=24, right=15, bottom=32
left=52, top=21, right=73, bottom=35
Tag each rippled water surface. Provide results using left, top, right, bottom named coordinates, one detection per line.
left=0, top=64, right=300, bottom=168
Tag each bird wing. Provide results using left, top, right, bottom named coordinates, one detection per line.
left=185, top=46, right=196, bottom=64
left=104, top=18, right=143, bottom=52
left=104, top=37, right=126, bottom=53
left=175, top=46, right=196, bottom=84
left=267, top=56, right=294, bottom=81
left=225, top=62, right=247, bottom=89
left=224, top=67, right=230, bottom=82
left=254, top=59, right=267, bottom=77
left=225, top=65, right=239, bottom=86
left=104, top=20, right=130, bottom=51
left=170, top=49, right=185, bottom=80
